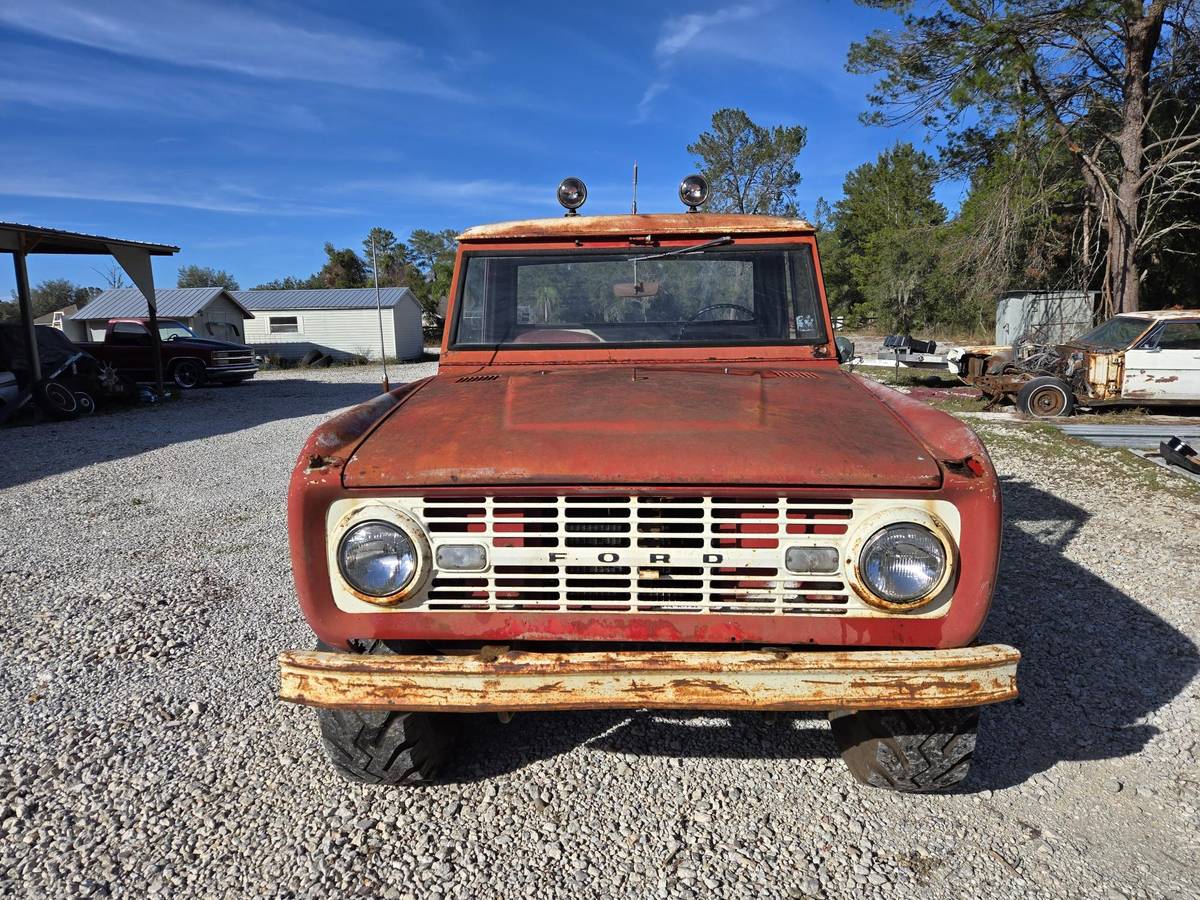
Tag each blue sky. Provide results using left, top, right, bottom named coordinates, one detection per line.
left=0, top=0, right=949, bottom=295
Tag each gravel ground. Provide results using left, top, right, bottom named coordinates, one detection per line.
left=1, top=365, right=1197, bottom=899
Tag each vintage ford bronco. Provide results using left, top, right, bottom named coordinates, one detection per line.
left=280, top=177, right=1020, bottom=792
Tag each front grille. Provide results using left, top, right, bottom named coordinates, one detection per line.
left=417, top=494, right=859, bottom=615
left=211, top=350, right=255, bottom=367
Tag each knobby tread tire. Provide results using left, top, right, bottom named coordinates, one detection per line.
left=831, top=707, right=979, bottom=793
left=314, top=640, right=455, bottom=785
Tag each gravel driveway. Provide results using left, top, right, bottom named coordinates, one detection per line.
left=1, top=366, right=1197, bottom=899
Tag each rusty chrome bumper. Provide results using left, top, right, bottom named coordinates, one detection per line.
left=279, top=644, right=1019, bottom=713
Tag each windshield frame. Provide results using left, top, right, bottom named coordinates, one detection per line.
left=446, top=240, right=832, bottom=357
left=1069, top=315, right=1154, bottom=351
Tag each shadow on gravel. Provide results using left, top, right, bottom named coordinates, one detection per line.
left=448, top=477, right=1198, bottom=791
left=446, top=710, right=837, bottom=782
left=973, top=477, right=1199, bottom=790
left=0, top=378, right=379, bottom=491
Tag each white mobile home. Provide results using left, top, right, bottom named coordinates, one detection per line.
left=233, top=288, right=423, bottom=361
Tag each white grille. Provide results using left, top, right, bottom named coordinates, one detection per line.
left=418, top=494, right=861, bottom=615
left=328, top=494, right=960, bottom=618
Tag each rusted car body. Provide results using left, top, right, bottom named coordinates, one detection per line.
left=281, top=202, right=1019, bottom=791
left=949, top=310, right=1200, bottom=416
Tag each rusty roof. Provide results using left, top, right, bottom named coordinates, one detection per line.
left=459, top=213, right=816, bottom=241
left=1120, top=309, right=1200, bottom=319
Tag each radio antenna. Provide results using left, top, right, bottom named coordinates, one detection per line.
left=370, top=238, right=391, bottom=393
left=631, top=161, right=638, bottom=214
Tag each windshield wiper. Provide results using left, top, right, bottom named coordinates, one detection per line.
left=629, top=235, right=733, bottom=262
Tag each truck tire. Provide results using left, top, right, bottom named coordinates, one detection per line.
left=34, top=379, right=80, bottom=420
left=1016, top=376, right=1075, bottom=418
left=315, top=640, right=455, bottom=785
left=171, top=359, right=206, bottom=390
left=831, top=707, right=978, bottom=793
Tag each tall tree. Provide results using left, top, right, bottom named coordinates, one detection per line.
left=177, top=265, right=240, bottom=290
left=407, top=228, right=459, bottom=317
left=362, top=227, right=416, bottom=288
left=317, top=243, right=367, bottom=289
left=687, top=108, right=807, bottom=215
left=0, top=279, right=98, bottom=321
left=849, top=0, right=1200, bottom=313
left=830, top=143, right=947, bottom=330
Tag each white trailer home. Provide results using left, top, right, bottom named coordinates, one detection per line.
left=233, top=288, right=423, bottom=361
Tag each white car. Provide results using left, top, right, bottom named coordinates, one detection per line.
left=948, top=309, right=1200, bottom=416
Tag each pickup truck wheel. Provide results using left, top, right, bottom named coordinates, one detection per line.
left=171, top=359, right=206, bottom=390
left=315, top=640, right=456, bottom=785
left=831, top=707, right=978, bottom=793
left=1016, top=376, right=1075, bottom=418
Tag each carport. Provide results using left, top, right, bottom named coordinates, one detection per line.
left=0, top=223, right=179, bottom=412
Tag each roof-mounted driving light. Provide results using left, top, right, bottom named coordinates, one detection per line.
left=679, top=174, right=709, bottom=212
left=557, top=177, right=587, bottom=216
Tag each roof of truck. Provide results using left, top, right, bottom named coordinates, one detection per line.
left=459, top=213, right=817, bottom=241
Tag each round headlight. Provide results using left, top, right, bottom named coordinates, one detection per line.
left=859, top=523, right=947, bottom=604
left=679, top=173, right=710, bottom=210
left=556, top=177, right=587, bottom=214
left=338, top=521, right=418, bottom=597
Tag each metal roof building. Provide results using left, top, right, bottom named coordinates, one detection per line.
left=233, top=287, right=423, bottom=361
left=230, top=287, right=414, bottom=311
left=70, top=287, right=255, bottom=321
left=66, top=288, right=253, bottom=344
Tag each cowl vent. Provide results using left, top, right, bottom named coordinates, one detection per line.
left=455, top=374, right=500, bottom=383
left=763, top=370, right=820, bottom=380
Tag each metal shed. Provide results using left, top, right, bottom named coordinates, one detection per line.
left=232, top=287, right=423, bottom=361
left=68, top=287, right=254, bottom=343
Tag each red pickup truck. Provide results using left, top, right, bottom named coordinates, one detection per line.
left=80, top=318, right=258, bottom=389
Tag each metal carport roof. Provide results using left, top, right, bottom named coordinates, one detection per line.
left=0, top=222, right=179, bottom=416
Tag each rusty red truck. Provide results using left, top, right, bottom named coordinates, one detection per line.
left=79, top=318, right=257, bottom=389
left=279, top=176, right=1019, bottom=792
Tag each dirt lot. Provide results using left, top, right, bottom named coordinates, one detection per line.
left=1, top=366, right=1197, bottom=899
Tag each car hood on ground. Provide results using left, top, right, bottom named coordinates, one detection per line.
left=343, top=366, right=943, bottom=490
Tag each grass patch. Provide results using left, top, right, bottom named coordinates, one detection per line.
left=970, top=419, right=1200, bottom=502
left=852, top=364, right=962, bottom=389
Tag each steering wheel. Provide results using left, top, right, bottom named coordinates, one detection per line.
left=685, top=303, right=756, bottom=323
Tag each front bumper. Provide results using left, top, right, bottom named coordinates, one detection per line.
left=208, top=363, right=258, bottom=378
left=278, top=644, right=1019, bottom=713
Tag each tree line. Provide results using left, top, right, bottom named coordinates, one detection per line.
left=688, top=1, right=1199, bottom=335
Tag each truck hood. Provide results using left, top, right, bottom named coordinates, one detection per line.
left=343, top=367, right=943, bottom=489
left=168, top=337, right=252, bottom=351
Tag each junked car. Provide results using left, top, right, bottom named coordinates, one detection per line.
left=949, top=310, right=1200, bottom=417
left=278, top=175, right=1021, bottom=793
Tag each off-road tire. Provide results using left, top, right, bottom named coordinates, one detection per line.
left=1016, top=376, right=1075, bottom=418
left=831, top=707, right=979, bottom=793
left=315, top=640, right=455, bottom=785
left=171, top=359, right=206, bottom=390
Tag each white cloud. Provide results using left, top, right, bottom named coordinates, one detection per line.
left=0, top=0, right=470, bottom=101
left=0, top=169, right=353, bottom=216
left=655, top=4, right=762, bottom=59
left=636, top=2, right=769, bottom=121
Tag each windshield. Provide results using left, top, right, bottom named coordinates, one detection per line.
left=158, top=322, right=197, bottom=341
left=451, top=246, right=827, bottom=348
left=1071, top=316, right=1149, bottom=350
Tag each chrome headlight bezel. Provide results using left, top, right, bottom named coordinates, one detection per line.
left=846, top=508, right=956, bottom=612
